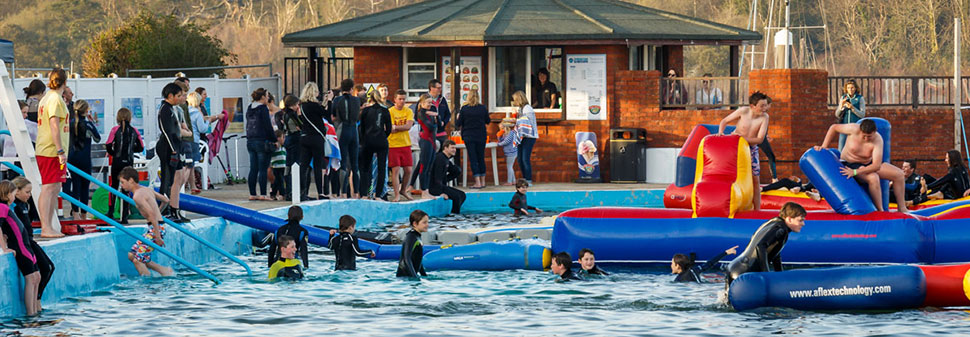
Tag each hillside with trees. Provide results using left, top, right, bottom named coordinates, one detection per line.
left=0, top=0, right=967, bottom=77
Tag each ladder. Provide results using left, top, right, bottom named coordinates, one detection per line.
left=0, top=60, right=61, bottom=233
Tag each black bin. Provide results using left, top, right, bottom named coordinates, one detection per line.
left=610, top=128, right=647, bottom=183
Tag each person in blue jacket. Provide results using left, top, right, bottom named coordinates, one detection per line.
left=671, top=245, right=738, bottom=282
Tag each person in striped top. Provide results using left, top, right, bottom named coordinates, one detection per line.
left=270, top=130, right=288, bottom=201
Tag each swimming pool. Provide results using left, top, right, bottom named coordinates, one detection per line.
left=4, top=212, right=970, bottom=336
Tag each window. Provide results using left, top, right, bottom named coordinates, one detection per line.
left=489, top=46, right=563, bottom=112
left=629, top=45, right=657, bottom=71
left=403, top=47, right=437, bottom=100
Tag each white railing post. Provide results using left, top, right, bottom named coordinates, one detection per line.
left=291, top=162, right=300, bottom=204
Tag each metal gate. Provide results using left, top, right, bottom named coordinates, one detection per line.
left=284, top=57, right=354, bottom=96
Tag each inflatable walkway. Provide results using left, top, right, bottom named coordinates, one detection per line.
left=423, top=240, right=551, bottom=271
left=729, top=264, right=970, bottom=311
left=177, top=194, right=439, bottom=260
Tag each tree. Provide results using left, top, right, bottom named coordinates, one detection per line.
left=83, top=12, right=236, bottom=78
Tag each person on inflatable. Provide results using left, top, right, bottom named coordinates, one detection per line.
left=576, top=248, right=608, bottom=277
left=813, top=119, right=909, bottom=213
left=725, top=202, right=805, bottom=289
left=550, top=252, right=582, bottom=282
left=717, top=91, right=771, bottom=210
left=671, top=245, right=738, bottom=283
left=922, top=150, right=970, bottom=200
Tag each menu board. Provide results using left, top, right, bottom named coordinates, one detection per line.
left=441, top=56, right=482, bottom=107
left=565, top=54, right=607, bottom=121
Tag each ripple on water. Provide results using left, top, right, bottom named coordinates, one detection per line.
left=6, top=213, right=970, bottom=335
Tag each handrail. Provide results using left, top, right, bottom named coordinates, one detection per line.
left=0, top=161, right=221, bottom=284
left=64, top=163, right=253, bottom=276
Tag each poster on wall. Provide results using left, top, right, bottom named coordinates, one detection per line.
left=441, top=56, right=482, bottom=107
left=565, top=54, right=607, bottom=121
left=121, top=97, right=144, bottom=135
left=575, top=132, right=602, bottom=183
left=86, top=98, right=106, bottom=136
left=223, top=97, right=244, bottom=134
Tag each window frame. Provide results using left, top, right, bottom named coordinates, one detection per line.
left=402, top=47, right=438, bottom=102
left=488, top=46, right=565, bottom=114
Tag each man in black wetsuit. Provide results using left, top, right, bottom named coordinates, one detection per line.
left=550, top=252, right=582, bottom=281
left=429, top=140, right=465, bottom=214
left=725, top=202, right=806, bottom=289
left=327, top=215, right=375, bottom=271
left=397, top=210, right=429, bottom=278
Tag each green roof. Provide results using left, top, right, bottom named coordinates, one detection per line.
left=282, top=0, right=761, bottom=47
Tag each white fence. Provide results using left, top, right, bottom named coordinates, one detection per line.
left=4, top=74, right=282, bottom=184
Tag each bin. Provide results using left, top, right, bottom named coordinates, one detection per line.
left=610, top=128, right=647, bottom=183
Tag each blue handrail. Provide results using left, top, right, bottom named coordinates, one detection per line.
left=64, top=163, right=253, bottom=276
left=0, top=162, right=221, bottom=284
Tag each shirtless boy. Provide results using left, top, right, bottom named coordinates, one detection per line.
left=119, top=166, right=175, bottom=276
left=813, top=119, right=909, bottom=213
left=717, top=92, right=771, bottom=210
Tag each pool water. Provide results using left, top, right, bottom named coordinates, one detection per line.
left=4, top=214, right=970, bottom=336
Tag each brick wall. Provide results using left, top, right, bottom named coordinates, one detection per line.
left=354, top=47, right=402, bottom=94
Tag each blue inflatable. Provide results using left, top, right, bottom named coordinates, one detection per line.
left=423, top=240, right=551, bottom=271
left=177, top=194, right=439, bottom=260
left=729, top=265, right=926, bottom=311
left=551, top=201, right=970, bottom=266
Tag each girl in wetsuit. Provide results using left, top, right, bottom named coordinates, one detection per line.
left=924, top=150, right=970, bottom=200
left=725, top=202, right=806, bottom=290
left=397, top=210, right=429, bottom=278
left=10, top=177, right=54, bottom=309
left=0, top=180, right=44, bottom=316
left=671, top=245, right=738, bottom=283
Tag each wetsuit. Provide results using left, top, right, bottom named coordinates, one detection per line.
left=11, top=200, right=54, bottom=298
left=396, top=229, right=427, bottom=278
left=725, top=217, right=791, bottom=288
left=925, top=165, right=970, bottom=200
left=762, top=178, right=814, bottom=193
left=674, top=251, right=729, bottom=283
left=509, top=192, right=538, bottom=215
left=903, top=173, right=923, bottom=201
left=578, top=265, right=609, bottom=277
left=268, top=258, right=304, bottom=280
left=327, top=232, right=374, bottom=271
left=429, top=151, right=465, bottom=214
left=558, top=269, right=582, bottom=282
left=268, top=220, right=310, bottom=269
left=1, top=204, right=37, bottom=276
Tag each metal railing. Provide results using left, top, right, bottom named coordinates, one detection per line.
left=0, top=161, right=222, bottom=284
left=828, top=76, right=970, bottom=108
left=125, top=63, right=273, bottom=78
left=660, top=77, right=749, bottom=109
left=283, top=57, right=354, bottom=96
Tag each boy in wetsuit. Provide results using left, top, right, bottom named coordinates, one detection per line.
left=577, top=248, right=608, bottom=277
left=814, top=119, right=909, bottom=213
left=119, top=167, right=175, bottom=277
left=269, top=235, right=304, bottom=281
left=397, top=210, right=429, bottom=278
left=717, top=92, right=771, bottom=210
left=550, top=252, right=581, bottom=281
left=509, top=179, right=542, bottom=215
left=268, top=206, right=309, bottom=270
left=725, top=202, right=805, bottom=290
left=327, top=215, right=375, bottom=270
left=671, top=245, right=738, bottom=283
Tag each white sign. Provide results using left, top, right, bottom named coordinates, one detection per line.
left=442, top=56, right=482, bottom=107
left=565, top=54, right=607, bottom=120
